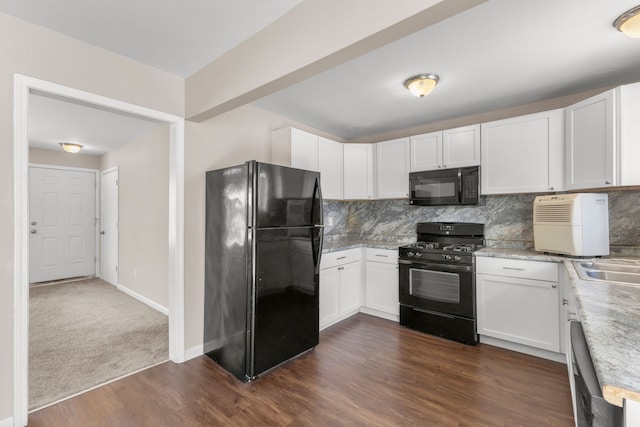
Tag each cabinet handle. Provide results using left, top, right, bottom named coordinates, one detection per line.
left=336, top=256, right=347, bottom=260
left=443, top=165, right=447, bottom=168
left=562, top=298, right=568, bottom=305
left=502, top=267, right=525, bottom=271
left=549, top=186, right=554, bottom=190
left=605, top=180, right=611, bottom=185
left=552, top=284, right=558, bottom=288
left=337, top=266, right=344, bottom=271
left=375, top=254, right=389, bottom=258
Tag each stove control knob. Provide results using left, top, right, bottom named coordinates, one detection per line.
left=443, top=254, right=452, bottom=261
left=454, top=256, right=462, bottom=262
left=408, top=252, right=415, bottom=257
left=415, top=253, right=422, bottom=257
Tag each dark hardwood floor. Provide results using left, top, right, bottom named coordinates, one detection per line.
left=29, top=314, right=574, bottom=426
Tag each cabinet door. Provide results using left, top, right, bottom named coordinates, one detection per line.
left=318, top=137, right=343, bottom=199
left=290, top=128, right=319, bottom=171
left=477, top=273, right=560, bottom=352
left=365, top=261, right=399, bottom=315
left=565, top=89, right=615, bottom=190
left=343, top=143, right=375, bottom=199
left=442, top=124, right=480, bottom=168
left=319, top=267, right=340, bottom=330
left=481, top=109, right=564, bottom=194
left=410, top=131, right=442, bottom=171
left=376, top=138, right=410, bottom=198
left=339, top=262, right=361, bottom=315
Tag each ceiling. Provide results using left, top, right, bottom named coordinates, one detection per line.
left=28, top=91, right=166, bottom=156
left=254, top=0, right=640, bottom=140
left=5, top=0, right=640, bottom=151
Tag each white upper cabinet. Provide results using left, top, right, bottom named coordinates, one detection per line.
left=410, top=131, right=442, bottom=171
left=565, top=90, right=614, bottom=190
left=442, top=124, right=481, bottom=168
left=376, top=137, right=410, bottom=198
left=318, top=137, right=344, bottom=199
left=272, top=127, right=344, bottom=199
left=272, top=127, right=319, bottom=171
left=566, top=82, right=640, bottom=190
left=410, top=125, right=480, bottom=172
left=343, top=143, right=376, bottom=199
left=480, top=109, right=564, bottom=195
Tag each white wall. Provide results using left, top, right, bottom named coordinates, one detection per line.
left=29, top=147, right=101, bottom=170
left=0, top=11, right=183, bottom=420
left=101, top=125, right=170, bottom=309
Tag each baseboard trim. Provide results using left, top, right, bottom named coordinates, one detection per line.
left=184, top=344, right=204, bottom=361
left=359, top=307, right=399, bottom=322
left=0, top=417, right=13, bottom=427
left=116, top=284, right=169, bottom=316
left=479, top=335, right=566, bottom=363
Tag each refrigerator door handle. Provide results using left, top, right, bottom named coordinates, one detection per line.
left=311, top=176, right=324, bottom=270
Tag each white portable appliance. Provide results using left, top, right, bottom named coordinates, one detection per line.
left=533, top=193, right=609, bottom=256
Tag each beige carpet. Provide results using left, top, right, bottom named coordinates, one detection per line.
left=29, top=278, right=169, bottom=410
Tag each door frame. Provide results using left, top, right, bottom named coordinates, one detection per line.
left=29, top=164, right=101, bottom=280
left=13, top=74, right=186, bottom=426
left=100, top=166, right=118, bottom=284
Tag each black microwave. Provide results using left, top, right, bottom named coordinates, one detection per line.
left=409, top=166, right=479, bottom=206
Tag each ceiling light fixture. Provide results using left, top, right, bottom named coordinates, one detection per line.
left=614, top=5, right=640, bottom=38
left=59, top=142, right=83, bottom=154
left=404, top=74, right=440, bottom=97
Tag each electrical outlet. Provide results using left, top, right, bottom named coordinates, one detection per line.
left=326, top=216, right=334, bottom=226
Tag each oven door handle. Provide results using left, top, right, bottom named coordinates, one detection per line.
left=398, top=258, right=473, bottom=273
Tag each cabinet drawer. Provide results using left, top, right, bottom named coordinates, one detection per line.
left=365, top=248, right=398, bottom=264
left=321, top=248, right=362, bottom=270
left=476, top=257, right=558, bottom=282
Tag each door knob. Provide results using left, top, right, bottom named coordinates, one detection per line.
left=30, top=229, right=37, bottom=234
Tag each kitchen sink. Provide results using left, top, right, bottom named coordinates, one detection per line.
left=573, top=259, right=640, bottom=286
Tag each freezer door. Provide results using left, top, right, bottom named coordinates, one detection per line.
left=255, top=162, right=322, bottom=228
left=251, top=227, right=319, bottom=377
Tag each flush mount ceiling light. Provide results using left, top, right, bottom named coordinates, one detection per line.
left=614, top=5, right=640, bottom=38
left=404, top=73, right=440, bottom=97
left=59, top=142, right=83, bottom=153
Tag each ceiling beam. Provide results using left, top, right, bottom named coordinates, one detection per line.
left=185, top=0, right=486, bottom=122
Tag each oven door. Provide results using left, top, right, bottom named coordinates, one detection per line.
left=399, top=259, right=475, bottom=318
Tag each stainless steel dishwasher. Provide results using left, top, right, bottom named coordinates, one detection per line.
left=570, top=321, right=623, bottom=427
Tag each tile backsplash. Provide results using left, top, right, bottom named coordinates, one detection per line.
left=323, top=190, right=640, bottom=254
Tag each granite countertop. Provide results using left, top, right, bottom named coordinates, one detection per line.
left=322, top=239, right=406, bottom=253
left=474, top=247, right=567, bottom=263
left=564, top=260, right=640, bottom=407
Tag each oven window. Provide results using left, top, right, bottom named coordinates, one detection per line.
left=414, top=181, right=456, bottom=198
left=409, top=268, right=460, bottom=303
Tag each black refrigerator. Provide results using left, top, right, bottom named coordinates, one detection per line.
left=204, top=160, right=323, bottom=382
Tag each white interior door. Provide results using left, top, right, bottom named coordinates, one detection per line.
left=29, top=166, right=96, bottom=283
left=101, top=168, right=119, bottom=285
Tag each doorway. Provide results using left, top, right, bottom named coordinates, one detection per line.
left=13, top=75, right=185, bottom=427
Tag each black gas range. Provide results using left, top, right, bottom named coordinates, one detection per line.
left=398, top=222, right=484, bottom=345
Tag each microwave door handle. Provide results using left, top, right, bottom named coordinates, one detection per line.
left=457, top=169, right=463, bottom=203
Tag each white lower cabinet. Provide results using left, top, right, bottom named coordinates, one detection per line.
left=476, top=257, right=561, bottom=354
left=363, top=248, right=399, bottom=321
left=319, top=249, right=362, bottom=330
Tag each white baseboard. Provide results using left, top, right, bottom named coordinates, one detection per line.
left=116, top=283, right=169, bottom=315
left=359, top=307, right=399, bottom=322
left=479, top=335, right=566, bottom=363
left=184, top=344, right=204, bottom=361
left=0, top=417, right=13, bottom=427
